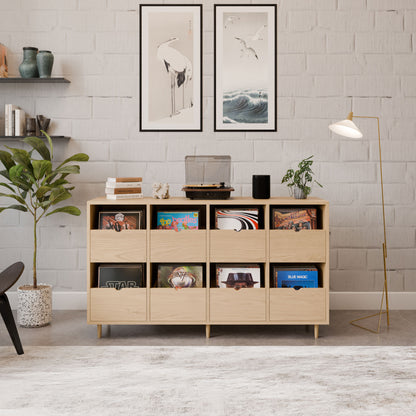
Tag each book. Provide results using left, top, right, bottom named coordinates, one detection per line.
left=5, top=104, right=17, bottom=136
left=105, top=181, right=142, bottom=188
left=107, top=177, right=142, bottom=183
left=14, top=108, right=25, bottom=136
left=272, top=208, right=317, bottom=230
left=105, top=187, right=142, bottom=195
left=215, top=208, right=259, bottom=231
left=156, top=211, right=199, bottom=230
left=106, top=193, right=143, bottom=200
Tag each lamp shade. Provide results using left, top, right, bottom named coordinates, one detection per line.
left=328, top=119, right=363, bottom=139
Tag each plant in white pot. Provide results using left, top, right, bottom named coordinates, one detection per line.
left=0, top=133, right=89, bottom=327
left=281, top=155, right=323, bottom=199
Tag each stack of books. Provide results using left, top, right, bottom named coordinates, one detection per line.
left=105, top=177, right=143, bottom=200
left=4, top=104, right=25, bottom=136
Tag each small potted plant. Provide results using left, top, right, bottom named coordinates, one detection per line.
left=0, top=133, right=89, bottom=327
left=281, top=155, right=323, bottom=199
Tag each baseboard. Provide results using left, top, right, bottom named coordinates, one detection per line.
left=7, top=291, right=416, bottom=311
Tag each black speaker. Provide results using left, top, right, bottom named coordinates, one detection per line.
left=252, top=175, right=270, bottom=199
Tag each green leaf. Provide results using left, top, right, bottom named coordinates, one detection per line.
left=32, top=160, right=52, bottom=180
left=49, top=186, right=71, bottom=205
left=6, top=147, right=33, bottom=173
left=0, top=204, right=27, bottom=213
left=0, top=192, right=26, bottom=204
left=42, top=131, right=54, bottom=159
left=46, top=206, right=81, bottom=217
left=35, top=185, right=52, bottom=199
left=0, top=170, right=10, bottom=181
left=54, top=165, right=80, bottom=175
left=0, top=150, right=15, bottom=170
left=23, top=136, right=51, bottom=161
left=57, top=153, right=89, bottom=169
left=9, top=165, right=32, bottom=191
left=0, top=182, right=15, bottom=192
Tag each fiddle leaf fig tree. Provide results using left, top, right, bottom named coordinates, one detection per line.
left=281, top=155, right=323, bottom=197
left=0, top=133, right=89, bottom=288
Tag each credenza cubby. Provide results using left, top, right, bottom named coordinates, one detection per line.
left=87, top=197, right=329, bottom=339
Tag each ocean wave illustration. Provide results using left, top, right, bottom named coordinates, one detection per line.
left=223, top=90, right=268, bottom=124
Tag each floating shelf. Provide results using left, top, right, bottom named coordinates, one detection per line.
left=0, top=77, right=70, bottom=83
left=0, top=135, right=70, bottom=140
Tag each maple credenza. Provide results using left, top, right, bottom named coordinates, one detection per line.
left=87, top=197, right=329, bottom=339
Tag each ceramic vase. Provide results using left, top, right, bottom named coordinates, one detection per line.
left=19, top=47, right=39, bottom=78
left=17, top=284, right=52, bottom=327
left=293, top=187, right=307, bottom=199
left=36, top=50, right=54, bottom=78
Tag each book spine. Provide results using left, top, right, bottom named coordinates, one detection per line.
left=105, top=181, right=142, bottom=188
left=15, top=109, right=25, bottom=136
left=11, top=107, right=16, bottom=136
left=107, top=177, right=143, bottom=183
left=4, top=104, right=9, bottom=136
left=106, top=193, right=144, bottom=200
left=105, top=187, right=142, bottom=195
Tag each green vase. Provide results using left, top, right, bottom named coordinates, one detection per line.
left=19, top=47, right=39, bottom=78
left=36, top=50, right=54, bottom=78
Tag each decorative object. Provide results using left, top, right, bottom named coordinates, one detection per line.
left=329, top=112, right=389, bottom=334
left=214, top=5, right=277, bottom=131
left=281, top=156, right=323, bottom=199
left=252, top=175, right=270, bottom=199
left=18, top=47, right=39, bottom=78
left=0, top=133, right=89, bottom=327
left=0, top=43, right=8, bottom=78
left=17, top=284, right=52, bottom=327
left=36, top=50, right=54, bottom=78
left=139, top=5, right=202, bottom=131
left=36, top=114, right=50, bottom=135
left=152, top=182, right=170, bottom=199
left=25, top=118, right=36, bottom=135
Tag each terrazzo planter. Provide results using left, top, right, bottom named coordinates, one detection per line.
left=17, top=284, right=52, bottom=328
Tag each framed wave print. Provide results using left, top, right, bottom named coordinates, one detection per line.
left=214, top=4, right=277, bottom=132
left=140, top=4, right=202, bottom=131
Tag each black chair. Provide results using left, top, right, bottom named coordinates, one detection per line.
left=0, top=262, right=25, bottom=355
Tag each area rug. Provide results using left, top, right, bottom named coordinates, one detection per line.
left=0, top=346, right=415, bottom=415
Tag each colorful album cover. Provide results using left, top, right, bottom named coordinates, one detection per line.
left=215, top=208, right=259, bottom=231
left=273, top=265, right=318, bottom=288
left=216, top=264, right=261, bottom=289
left=157, top=265, right=203, bottom=289
left=272, top=208, right=317, bottom=230
left=98, top=264, right=145, bottom=289
left=156, top=211, right=199, bottom=231
left=99, top=211, right=142, bottom=230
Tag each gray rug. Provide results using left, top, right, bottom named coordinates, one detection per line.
left=0, top=346, right=415, bottom=415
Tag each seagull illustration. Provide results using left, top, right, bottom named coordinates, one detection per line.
left=248, top=24, right=267, bottom=41
left=225, top=15, right=240, bottom=29
left=157, top=37, right=193, bottom=117
left=235, top=37, right=258, bottom=60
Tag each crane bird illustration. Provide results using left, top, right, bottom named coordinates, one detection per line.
left=235, top=37, right=258, bottom=60
left=224, top=15, right=240, bottom=29
left=157, top=37, right=193, bottom=117
left=247, top=24, right=267, bottom=41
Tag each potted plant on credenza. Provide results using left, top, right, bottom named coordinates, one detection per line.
left=0, top=133, right=89, bottom=327
left=281, top=155, right=323, bottom=199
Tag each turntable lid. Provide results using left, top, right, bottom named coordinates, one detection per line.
left=185, top=155, right=231, bottom=187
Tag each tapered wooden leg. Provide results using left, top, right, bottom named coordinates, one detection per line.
left=206, top=324, right=211, bottom=339
left=314, top=325, right=319, bottom=339
left=0, top=294, right=24, bottom=355
left=97, top=324, right=102, bottom=339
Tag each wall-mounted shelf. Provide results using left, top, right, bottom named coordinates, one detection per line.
left=0, top=135, right=70, bottom=140
left=0, top=77, right=70, bottom=83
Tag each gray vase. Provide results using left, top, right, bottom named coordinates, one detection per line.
left=19, top=47, right=39, bottom=78
left=293, top=187, right=307, bottom=199
left=37, top=50, right=54, bottom=78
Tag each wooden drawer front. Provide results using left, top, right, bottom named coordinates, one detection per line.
left=269, top=288, right=326, bottom=322
left=90, top=288, right=147, bottom=322
left=90, top=230, right=146, bottom=262
left=150, top=288, right=206, bottom=322
left=150, top=230, right=206, bottom=262
left=269, top=230, right=326, bottom=262
left=210, top=289, right=266, bottom=322
left=210, top=230, right=266, bottom=262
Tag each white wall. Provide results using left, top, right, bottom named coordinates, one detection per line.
left=0, top=0, right=415, bottom=300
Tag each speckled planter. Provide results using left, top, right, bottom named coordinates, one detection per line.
left=293, top=187, right=307, bottom=199
left=17, top=284, right=52, bottom=328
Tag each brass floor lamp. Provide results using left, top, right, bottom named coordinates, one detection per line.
left=329, top=112, right=389, bottom=334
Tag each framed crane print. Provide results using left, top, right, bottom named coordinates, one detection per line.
left=214, top=5, right=277, bottom=132
left=140, top=4, right=203, bottom=132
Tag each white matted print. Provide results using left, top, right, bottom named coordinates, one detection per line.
left=140, top=5, right=202, bottom=131
left=214, top=5, right=277, bottom=131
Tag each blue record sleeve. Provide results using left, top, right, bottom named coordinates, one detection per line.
left=275, top=268, right=318, bottom=288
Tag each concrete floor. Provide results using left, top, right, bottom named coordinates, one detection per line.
left=1, top=310, right=415, bottom=347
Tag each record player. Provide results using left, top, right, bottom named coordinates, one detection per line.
left=182, top=155, right=234, bottom=200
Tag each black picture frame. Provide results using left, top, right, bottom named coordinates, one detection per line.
left=214, top=4, right=277, bottom=132
left=139, top=4, right=203, bottom=132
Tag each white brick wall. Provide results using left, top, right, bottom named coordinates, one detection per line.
left=0, top=0, right=415, bottom=295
